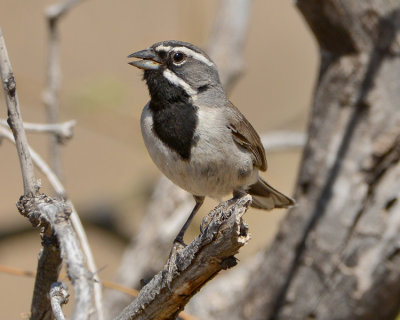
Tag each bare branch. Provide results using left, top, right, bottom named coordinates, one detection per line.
left=45, top=0, right=86, bottom=20
left=0, top=30, right=96, bottom=319
left=115, top=195, right=252, bottom=320
left=0, top=31, right=64, bottom=317
left=228, top=2, right=400, bottom=319
left=43, top=0, right=86, bottom=177
left=0, top=119, right=76, bottom=142
left=0, top=125, right=65, bottom=196
left=261, top=131, right=306, bottom=152
left=187, top=254, right=263, bottom=319
left=18, top=196, right=94, bottom=320
left=104, top=127, right=305, bottom=317
left=68, top=200, right=104, bottom=320
left=0, top=125, right=102, bottom=320
left=31, top=227, right=63, bottom=320
left=207, top=0, right=253, bottom=92
left=0, top=28, right=37, bottom=195
left=42, top=1, right=104, bottom=315
left=104, top=177, right=193, bottom=318
left=50, top=282, right=69, bottom=320
left=0, top=118, right=75, bottom=140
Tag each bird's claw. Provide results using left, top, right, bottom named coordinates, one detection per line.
left=163, top=241, right=186, bottom=290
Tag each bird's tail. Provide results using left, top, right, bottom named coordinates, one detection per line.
left=247, top=176, right=295, bottom=210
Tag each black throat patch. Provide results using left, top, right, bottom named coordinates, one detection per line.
left=150, top=100, right=198, bottom=160
left=144, top=68, right=198, bottom=160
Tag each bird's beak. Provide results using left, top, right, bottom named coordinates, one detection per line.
left=128, top=48, right=161, bottom=70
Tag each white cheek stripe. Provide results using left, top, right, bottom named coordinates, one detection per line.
left=155, top=44, right=214, bottom=67
left=162, top=69, right=198, bottom=97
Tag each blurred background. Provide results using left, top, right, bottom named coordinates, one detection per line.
left=0, top=0, right=317, bottom=317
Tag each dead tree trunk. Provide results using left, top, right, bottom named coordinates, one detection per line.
left=231, top=1, right=400, bottom=320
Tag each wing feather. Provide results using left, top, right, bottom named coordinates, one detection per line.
left=225, top=101, right=267, bottom=171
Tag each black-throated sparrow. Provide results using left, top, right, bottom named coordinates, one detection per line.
left=128, top=40, right=294, bottom=245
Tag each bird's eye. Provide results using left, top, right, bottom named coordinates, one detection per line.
left=172, top=52, right=185, bottom=64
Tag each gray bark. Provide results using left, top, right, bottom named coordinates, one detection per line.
left=229, top=1, right=400, bottom=320
left=115, top=195, right=251, bottom=320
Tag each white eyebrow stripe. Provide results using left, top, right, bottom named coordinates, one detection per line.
left=155, top=45, right=172, bottom=52
left=155, top=44, right=214, bottom=67
left=162, top=69, right=198, bottom=97
left=171, top=47, right=214, bottom=66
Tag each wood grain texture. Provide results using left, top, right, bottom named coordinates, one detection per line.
left=228, top=1, right=400, bottom=319
left=115, top=195, right=251, bottom=320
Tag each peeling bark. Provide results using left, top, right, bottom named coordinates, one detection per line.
left=115, top=196, right=251, bottom=320
left=228, top=1, right=400, bottom=320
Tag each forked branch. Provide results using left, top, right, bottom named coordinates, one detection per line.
left=0, top=28, right=94, bottom=320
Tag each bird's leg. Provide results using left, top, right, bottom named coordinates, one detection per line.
left=164, top=195, right=204, bottom=286
left=174, top=195, right=205, bottom=245
left=200, top=193, right=243, bottom=233
left=231, top=189, right=245, bottom=204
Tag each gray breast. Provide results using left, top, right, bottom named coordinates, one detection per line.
left=141, top=103, right=258, bottom=198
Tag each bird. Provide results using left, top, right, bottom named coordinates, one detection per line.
left=128, top=40, right=295, bottom=247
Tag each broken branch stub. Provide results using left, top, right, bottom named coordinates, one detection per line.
left=116, top=195, right=252, bottom=320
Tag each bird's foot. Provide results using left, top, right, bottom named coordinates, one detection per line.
left=200, top=197, right=241, bottom=233
left=163, top=239, right=186, bottom=289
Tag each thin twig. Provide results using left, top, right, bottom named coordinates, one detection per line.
left=17, top=197, right=94, bottom=320
left=0, top=126, right=65, bottom=196
left=68, top=199, right=104, bottom=319
left=43, top=0, right=103, bottom=316
left=0, top=125, right=102, bottom=319
left=0, top=28, right=37, bottom=195
left=43, top=4, right=62, bottom=177
left=0, top=264, right=198, bottom=320
left=0, top=119, right=76, bottom=142
left=0, top=29, right=94, bottom=320
left=46, top=0, right=86, bottom=20
left=0, top=264, right=137, bottom=296
left=261, top=131, right=306, bottom=151
left=207, top=0, right=253, bottom=93
left=43, top=0, right=86, bottom=177
left=50, top=282, right=69, bottom=320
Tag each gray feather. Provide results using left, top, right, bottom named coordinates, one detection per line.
left=247, top=177, right=295, bottom=210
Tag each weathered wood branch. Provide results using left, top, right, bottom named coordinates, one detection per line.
left=260, top=131, right=306, bottom=152
left=18, top=195, right=94, bottom=320
left=0, top=126, right=66, bottom=196
left=43, top=1, right=104, bottom=315
left=0, top=28, right=94, bottom=320
left=30, top=221, right=63, bottom=320
left=0, top=119, right=76, bottom=142
left=115, top=195, right=252, bottom=320
left=45, top=0, right=86, bottom=20
left=0, top=125, right=101, bottom=320
left=0, top=119, right=76, bottom=143
left=225, top=1, right=400, bottom=320
left=104, top=176, right=194, bottom=318
left=103, top=126, right=304, bottom=319
left=43, top=0, right=87, bottom=178
left=50, top=282, right=69, bottom=320
left=0, top=28, right=38, bottom=195
left=207, top=0, right=252, bottom=93
left=186, top=253, right=262, bottom=319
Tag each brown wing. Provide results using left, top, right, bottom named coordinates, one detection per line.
left=225, top=101, right=267, bottom=171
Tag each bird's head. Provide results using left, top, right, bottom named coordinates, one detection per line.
left=128, top=40, right=224, bottom=105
